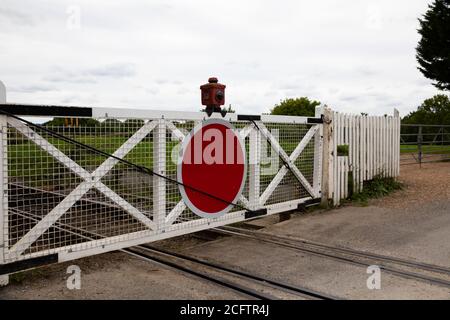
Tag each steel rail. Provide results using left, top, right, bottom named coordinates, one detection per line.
left=220, top=226, right=450, bottom=274
left=10, top=183, right=450, bottom=294
left=7, top=192, right=331, bottom=300
left=8, top=207, right=274, bottom=299
left=140, top=244, right=335, bottom=300
left=126, top=246, right=278, bottom=300
left=215, top=226, right=450, bottom=288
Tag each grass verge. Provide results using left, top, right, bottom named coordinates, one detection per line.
left=349, top=175, right=403, bottom=205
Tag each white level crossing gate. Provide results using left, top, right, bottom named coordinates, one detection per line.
left=0, top=101, right=324, bottom=277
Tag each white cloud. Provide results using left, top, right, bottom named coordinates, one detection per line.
left=0, top=0, right=444, bottom=117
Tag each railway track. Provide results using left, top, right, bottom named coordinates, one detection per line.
left=126, top=245, right=335, bottom=300
left=8, top=191, right=334, bottom=300
left=215, top=225, right=450, bottom=288
left=8, top=183, right=450, bottom=297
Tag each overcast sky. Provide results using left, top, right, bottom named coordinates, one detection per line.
left=0, top=0, right=444, bottom=117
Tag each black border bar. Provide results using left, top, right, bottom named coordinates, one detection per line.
left=307, top=116, right=324, bottom=124
left=297, top=198, right=321, bottom=211
left=237, top=114, right=261, bottom=121
left=245, top=208, right=267, bottom=219
left=0, top=254, right=58, bottom=275
left=245, top=198, right=321, bottom=219
left=0, top=104, right=92, bottom=117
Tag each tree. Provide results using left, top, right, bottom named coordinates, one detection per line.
left=123, top=119, right=145, bottom=132
left=402, top=94, right=450, bottom=125
left=44, top=117, right=100, bottom=127
left=416, top=0, right=450, bottom=90
left=401, top=94, right=450, bottom=144
left=270, top=97, right=320, bottom=116
left=224, top=104, right=236, bottom=113
left=100, top=118, right=123, bottom=133
left=200, top=104, right=235, bottom=113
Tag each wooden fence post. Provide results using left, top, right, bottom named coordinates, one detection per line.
left=394, top=108, right=400, bottom=177
left=321, top=107, right=332, bottom=207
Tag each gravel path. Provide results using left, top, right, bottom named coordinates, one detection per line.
left=371, top=162, right=450, bottom=209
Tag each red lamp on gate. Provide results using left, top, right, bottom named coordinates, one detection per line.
left=200, top=77, right=226, bottom=117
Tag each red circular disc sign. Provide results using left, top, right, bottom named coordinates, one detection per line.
left=177, top=118, right=247, bottom=218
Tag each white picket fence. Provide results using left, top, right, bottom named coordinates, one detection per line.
left=327, top=109, right=401, bottom=205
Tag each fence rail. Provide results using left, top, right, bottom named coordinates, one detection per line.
left=400, top=124, right=450, bottom=166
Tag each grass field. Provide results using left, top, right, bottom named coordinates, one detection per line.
left=8, top=132, right=314, bottom=190
left=9, top=131, right=449, bottom=180
left=400, top=144, right=450, bottom=154
left=8, top=135, right=180, bottom=182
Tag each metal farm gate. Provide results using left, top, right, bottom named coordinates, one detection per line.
left=0, top=104, right=324, bottom=276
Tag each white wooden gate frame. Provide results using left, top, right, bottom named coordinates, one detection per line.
left=0, top=100, right=324, bottom=278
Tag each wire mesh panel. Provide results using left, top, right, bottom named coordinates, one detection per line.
left=259, top=122, right=316, bottom=206
left=1, top=110, right=322, bottom=265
